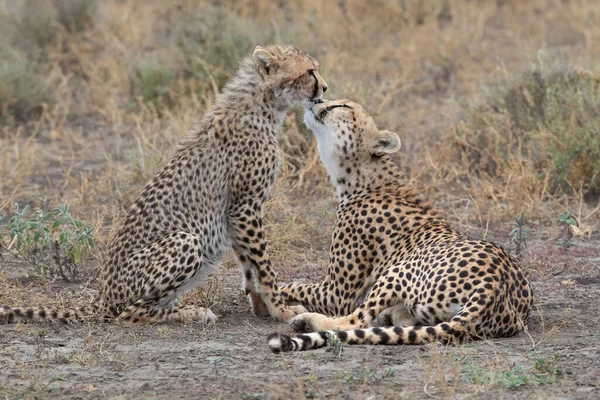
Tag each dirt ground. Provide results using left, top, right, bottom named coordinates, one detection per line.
left=1, top=229, right=600, bottom=400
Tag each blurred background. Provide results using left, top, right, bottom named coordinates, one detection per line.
left=0, top=0, right=599, bottom=294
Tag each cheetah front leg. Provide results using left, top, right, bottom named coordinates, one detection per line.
left=289, top=267, right=403, bottom=332
left=229, top=205, right=303, bottom=322
left=279, top=282, right=330, bottom=314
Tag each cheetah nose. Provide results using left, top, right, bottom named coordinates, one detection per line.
left=322, top=85, right=328, bottom=93
left=314, top=98, right=324, bottom=104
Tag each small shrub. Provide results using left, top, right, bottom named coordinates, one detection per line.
left=534, top=355, right=563, bottom=375
left=557, top=210, right=579, bottom=250
left=341, top=366, right=395, bottom=383
left=509, top=211, right=532, bottom=256
left=325, top=329, right=343, bottom=357
left=11, top=0, right=59, bottom=51
left=173, top=4, right=299, bottom=90
left=0, top=49, right=57, bottom=122
left=451, top=63, right=600, bottom=195
left=129, top=60, right=177, bottom=108
left=0, top=203, right=95, bottom=282
left=53, top=0, right=98, bottom=33
left=500, top=366, right=528, bottom=388
left=460, top=356, right=562, bottom=390
left=461, top=363, right=493, bottom=385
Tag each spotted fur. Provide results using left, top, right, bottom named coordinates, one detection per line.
left=269, top=99, right=533, bottom=352
left=1, top=45, right=327, bottom=325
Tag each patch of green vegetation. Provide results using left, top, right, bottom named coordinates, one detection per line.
left=0, top=203, right=95, bottom=282
left=205, top=356, right=227, bottom=377
left=10, top=0, right=59, bottom=51
left=326, top=330, right=343, bottom=357
left=0, top=48, right=57, bottom=122
left=461, top=355, right=563, bottom=389
left=127, top=5, right=300, bottom=109
left=241, top=394, right=265, bottom=400
left=499, top=366, right=529, bottom=388
left=9, top=0, right=97, bottom=48
left=129, top=60, right=178, bottom=108
left=340, top=366, right=397, bottom=383
left=461, top=363, right=493, bottom=385
left=54, top=0, right=98, bottom=33
left=0, top=1, right=97, bottom=123
left=174, top=5, right=299, bottom=86
left=557, top=210, right=579, bottom=249
left=453, top=60, right=600, bottom=194
left=534, top=354, right=563, bottom=375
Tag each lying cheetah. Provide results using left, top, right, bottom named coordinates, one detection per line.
left=268, top=99, right=533, bottom=352
left=1, top=45, right=327, bottom=324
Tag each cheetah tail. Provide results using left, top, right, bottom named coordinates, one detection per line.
left=267, top=320, right=467, bottom=353
left=0, top=303, right=102, bottom=324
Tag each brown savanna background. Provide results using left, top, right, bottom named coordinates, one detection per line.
left=1, top=1, right=599, bottom=399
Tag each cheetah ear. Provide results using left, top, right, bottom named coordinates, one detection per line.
left=372, top=130, right=401, bottom=156
left=252, top=46, right=276, bottom=75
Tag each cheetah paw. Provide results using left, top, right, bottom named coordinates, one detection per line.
left=289, top=312, right=330, bottom=333
left=203, top=308, right=218, bottom=324
left=289, top=305, right=308, bottom=315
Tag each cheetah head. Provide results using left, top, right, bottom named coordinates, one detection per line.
left=304, top=99, right=401, bottom=196
left=252, top=45, right=327, bottom=109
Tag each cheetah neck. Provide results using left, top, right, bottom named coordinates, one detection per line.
left=327, top=156, right=402, bottom=198
left=332, top=156, right=433, bottom=213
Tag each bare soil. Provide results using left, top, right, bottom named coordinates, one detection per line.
left=1, top=232, right=600, bottom=400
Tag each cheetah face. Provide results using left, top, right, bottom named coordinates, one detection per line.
left=303, top=99, right=401, bottom=192
left=304, top=99, right=401, bottom=161
left=252, top=45, right=328, bottom=109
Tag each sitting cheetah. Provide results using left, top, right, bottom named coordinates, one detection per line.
left=268, top=99, right=533, bottom=352
left=0, top=45, right=327, bottom=324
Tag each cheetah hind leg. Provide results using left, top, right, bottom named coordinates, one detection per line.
left=119, top=304, right=217, bottom=324
left=373, top=303, right=421, bottom=327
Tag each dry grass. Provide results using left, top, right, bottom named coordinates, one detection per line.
left=1, top=0, right=598, bottom=238
left=1, top=1, right=600, bottom=397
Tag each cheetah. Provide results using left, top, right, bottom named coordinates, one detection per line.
left=0, top=45, right=327, bottom=324
left=268, top=99, right=534, bottom=352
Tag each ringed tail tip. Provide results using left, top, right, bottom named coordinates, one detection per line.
left=267, top=332, right=293, bottom=353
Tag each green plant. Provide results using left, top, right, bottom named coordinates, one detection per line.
left=460, top=356, right=562, bottom=390
left=557, top=210, right=579, bottom=249
left=500, top=366, right=528, bottom=388
left=242, top=394, right=265, bottom=400
left=0, top=203, right=95, bottom=281
left=0, top=48, right=57, bottom=122
left=325, top=330, right=343, bottom=357
left=206, top=356, right=227, bottom=377
left=534, top=355, right=563, bottom=375
left=461, top=363, right=493, bottom=385
left=53, top=0, right=98, bottom=33
left=11, top=0, right=59, bottom=51
left=509, top=211, right=532, bottom=256
left=173, top=4, right=301, bottom=98
left=129, top=60, right=177, bottom=108
left=341, top=366, right=396, bottom=383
